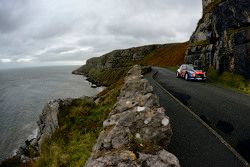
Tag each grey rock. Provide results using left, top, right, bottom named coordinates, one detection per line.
left=15, top=98, right=75, bottom=161
left=139, top=150, right=180, bottom=167
left=85, top=65, right=179, bottom=167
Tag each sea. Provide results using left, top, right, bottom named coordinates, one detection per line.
left=0, top=66, right=100, bottom=162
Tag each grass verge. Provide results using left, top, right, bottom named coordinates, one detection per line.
left=207, top=68, right=250, bottom=94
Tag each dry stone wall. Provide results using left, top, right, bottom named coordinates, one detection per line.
left=85, top=65, right=180, bottom=167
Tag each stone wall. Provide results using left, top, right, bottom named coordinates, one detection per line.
left=85, top=65, right=180, bottom=167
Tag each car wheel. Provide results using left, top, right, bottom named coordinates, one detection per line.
left=176, top=72, right=179, bottom=78
left=185, top=73, right=189, bottom=81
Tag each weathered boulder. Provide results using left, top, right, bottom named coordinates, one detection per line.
left=85, top=65, right=180, bottom=167
left=185, top=0, right=250, bottom=77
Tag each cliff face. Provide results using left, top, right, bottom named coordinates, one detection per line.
left=15, top=99, right=73, bottom=162
left=185, top=0, right=250, bottom=77
left=85, top=65, right=179, bottom=167
left=73, top=44, right=168, bottom=86
left=81, top=44, right=167, bottom=70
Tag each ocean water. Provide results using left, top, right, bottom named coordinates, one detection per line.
left=0, top=66, right=99, bottom=162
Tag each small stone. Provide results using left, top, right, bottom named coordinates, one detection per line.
left=161, top=118, right=169, bottom=126
left=135, top=133, right=141, bottom=139
left=144, top=118, right=152, bottom=125
left=159, top=150, right=180, bottom=166
left=126, top=101, right=131, bottom=105
left=137, top=106, right=146, bottom=112
left=157, top=107, right=165, bottom=114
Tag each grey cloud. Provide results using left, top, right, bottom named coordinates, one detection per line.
left=0, top=0, right=32, bottom=33
left=0, top=0, right=202, bottom=69
left=41, top=46, right=78, bottom=55
left=31, top=18, right=74, bottom=40
left=37, top=49, right=92, bottom=62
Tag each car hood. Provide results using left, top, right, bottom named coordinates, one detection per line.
left=189, top=70, right=204, bottom=74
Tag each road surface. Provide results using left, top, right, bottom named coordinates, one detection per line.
left=144, top=67, right=250, bottom=167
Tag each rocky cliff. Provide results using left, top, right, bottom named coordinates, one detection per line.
left=185, top=0, right=250, bottom=77
left=76, top=44, right=167, bottom=71
left=73, top=44, right=172, bottom=86
left=14, top=99, right=73, bottom=162
left=85, top=65, right=180, bottom=167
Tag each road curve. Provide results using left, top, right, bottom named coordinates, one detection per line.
left=144, top=67, right=250, bottom=167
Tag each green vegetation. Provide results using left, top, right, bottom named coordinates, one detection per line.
left=207, top=68, right=250, bottom=94
left=36, top=81, right=122, bottom=167
left=87, top=68, right=128, bottom=86
left=188, top=40, right=209, bottom=47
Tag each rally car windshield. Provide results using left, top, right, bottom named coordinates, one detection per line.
left=186, top=65, right=199, bottom=70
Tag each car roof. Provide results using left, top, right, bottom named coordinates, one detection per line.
left=182, top=64, right=194, bottom=66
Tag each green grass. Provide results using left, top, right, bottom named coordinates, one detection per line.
left=188, top=40, right=209, bottom=47
left=35, top=83, right=122, bottom=167
left=87, top=68, right=128, bottom=86
left=207, top=68, right=250, bottom=94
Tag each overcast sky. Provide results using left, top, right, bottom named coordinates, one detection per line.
left=0, top=0, right=202, bottom=69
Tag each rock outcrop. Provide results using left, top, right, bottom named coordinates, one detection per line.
left=36, top=99, right=73, bottom=148
left=16, top=99, right=73, bottom=162
left=85, top=65, right=180, bottom=167
left=185, top=0, right=250, bottom=77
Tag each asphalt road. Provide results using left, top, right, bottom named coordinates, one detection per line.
left=144, top=67, right=250, bottom=167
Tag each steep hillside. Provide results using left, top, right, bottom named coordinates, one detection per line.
left=140, top=42, right=187, bottom=67
left=73, top=43, right=187, bottom=86
left=185, top=0, right=250, bottom=78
